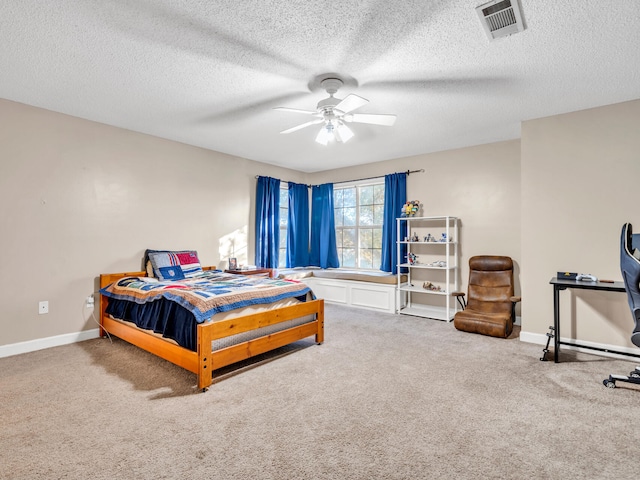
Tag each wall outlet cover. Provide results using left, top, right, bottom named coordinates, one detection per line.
left=38, top=301, right=49, bottom=314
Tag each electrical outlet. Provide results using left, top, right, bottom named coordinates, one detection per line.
left=38, top=301, right=49, bottom=314
left=85, top=295, right=95, bottom=308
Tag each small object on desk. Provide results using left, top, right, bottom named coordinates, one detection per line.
left=599, top=279, right=614, bottom=283
left=557, top=271, right=577, bottom=280
left=576, top=273, right=598, bottom=282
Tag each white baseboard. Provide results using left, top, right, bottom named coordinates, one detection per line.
left=0, top=328, right=101, bottom=358
left=519, top=331, right=547, bottom=345
left=519, top=330, right=640, bottom=361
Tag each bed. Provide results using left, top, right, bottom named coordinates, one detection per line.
left=99, top=265, right=324, bottom=392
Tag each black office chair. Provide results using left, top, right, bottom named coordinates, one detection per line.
left=603, top=223, right=640, bottom=388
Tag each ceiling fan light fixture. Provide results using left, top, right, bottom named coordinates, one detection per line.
left=335, top=122, right=354, bottom=143
left=315, top=124, right=332, bottom=146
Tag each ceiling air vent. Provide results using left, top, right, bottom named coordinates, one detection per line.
left=476, top=0, right=525, bottom=40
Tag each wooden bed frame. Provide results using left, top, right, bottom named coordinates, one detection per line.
left=99, top=267, right=324, bottom=391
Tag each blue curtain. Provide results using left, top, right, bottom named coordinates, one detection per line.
left=309, top=183, right=339, bottom=269
left=286, top=182, right=310, bottom=267
left=381, top=172, right=407, bottom=274
left=255, top=176, right=280, bottom=268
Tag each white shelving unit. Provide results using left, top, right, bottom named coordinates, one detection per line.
left=396, top=216, right=459, bottom=321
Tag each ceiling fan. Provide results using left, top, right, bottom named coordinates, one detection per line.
left=274, top=77, right=397, bottom=145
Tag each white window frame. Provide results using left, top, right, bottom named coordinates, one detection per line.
left=334, top=180, right=385, bottom=271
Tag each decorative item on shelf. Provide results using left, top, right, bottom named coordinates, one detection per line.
left=423, top=281, right=443, bottom=292
left=228, top=257, right=237, bottom=270
left=411, top=232, right=420, bottom=242
left=407, top=252, right=418, bottom=265
left=439, top=233, right=448, bottom=242
left=426, top=260, right=447, bottom=268
left=401, top=200, right=421, bottom=217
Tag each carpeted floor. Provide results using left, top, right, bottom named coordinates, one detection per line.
left=2, top=303, right=639, bottom=479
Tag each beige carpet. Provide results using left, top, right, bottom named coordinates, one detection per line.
left=2, top=303, right=639, bottom=479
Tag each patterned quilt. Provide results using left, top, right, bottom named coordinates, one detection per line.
left=100, top=271, right=312, bottom=324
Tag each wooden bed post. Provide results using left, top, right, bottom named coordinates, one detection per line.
left=98, top=274, right=112, bottom=338
left=197, top=323, right=214, bottom=392
left=316, top=299, right=325, bottom=344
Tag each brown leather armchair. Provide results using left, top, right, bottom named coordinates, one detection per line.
left=453, top=255, right=521, bottom=338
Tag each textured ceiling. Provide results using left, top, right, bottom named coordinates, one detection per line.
left=1, top=1, right=639, bottom=172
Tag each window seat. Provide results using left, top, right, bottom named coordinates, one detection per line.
left=278, top=269, right=407, bottom=313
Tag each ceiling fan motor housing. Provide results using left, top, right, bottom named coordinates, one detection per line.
left=320, top=78, right=343, bottom=96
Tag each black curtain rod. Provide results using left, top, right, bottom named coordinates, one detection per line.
left=255, top=169, right=425, bottom=187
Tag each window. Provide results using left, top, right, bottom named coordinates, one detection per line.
left=334, top=183, right=384, bottom=269
left=278, top=186, right=288, bottom=268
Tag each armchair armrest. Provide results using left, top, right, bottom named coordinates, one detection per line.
left=452, top=291, right=466, bottom=310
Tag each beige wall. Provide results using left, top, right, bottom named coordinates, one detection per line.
left=520, top=99, right=640, bottom=349
left=0, top=99, right=306, bottom=347
left=310, top=140, right=522, bottom=307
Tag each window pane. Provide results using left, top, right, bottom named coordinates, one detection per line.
left=360, top=205, right=373, bottom=226
left=343, top=228, right=356, bottom=248
left=334, top=208, right=344, bottom=227
left=342, top=249, right=356, bottom=267
left=343, top=187, right=356, bottom=207
left=335, top=229, right=343, bottom=248
left=372, top=248, right=382, bottom=269
left=359, top=249, right=373, bottom=269
left=373, top=205, right=384, bottom=225
left=334, top=189, right=344, bottom=208
left=373, top=184, right=385, bottom=204
left=373, top=228, right=382, bottom=248
left=279, top=230, right=287, bottom=248
left=280, top=187, right=288, bottom=228
left=359, top=185, right=373, bottom=205
left=359, top=229, right=373, bottom=248
left=343, top=207, right=356, bottom=226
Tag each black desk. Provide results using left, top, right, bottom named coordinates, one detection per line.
left=549, top=277, right=626, bottom=362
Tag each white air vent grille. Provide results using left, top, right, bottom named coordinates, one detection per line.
left=476, top=0, right=525, bottom=40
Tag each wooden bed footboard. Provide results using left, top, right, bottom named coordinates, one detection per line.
left=99, top=268, right=324, bottom=391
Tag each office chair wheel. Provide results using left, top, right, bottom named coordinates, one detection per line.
left=603, top=379, right=616, bottom=388
left=630, top=372, right=640, bottom=378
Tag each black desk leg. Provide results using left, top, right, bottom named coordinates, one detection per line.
left=553, top=286, right=561, bottom=363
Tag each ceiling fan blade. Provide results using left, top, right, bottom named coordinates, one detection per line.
left=280, top=119, right=323, bottom=134
left=344, top=113, right=397, bottom=126
left=334, top=94, right=369, bottom=114
left=274, top=107, right=318, bottom=115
